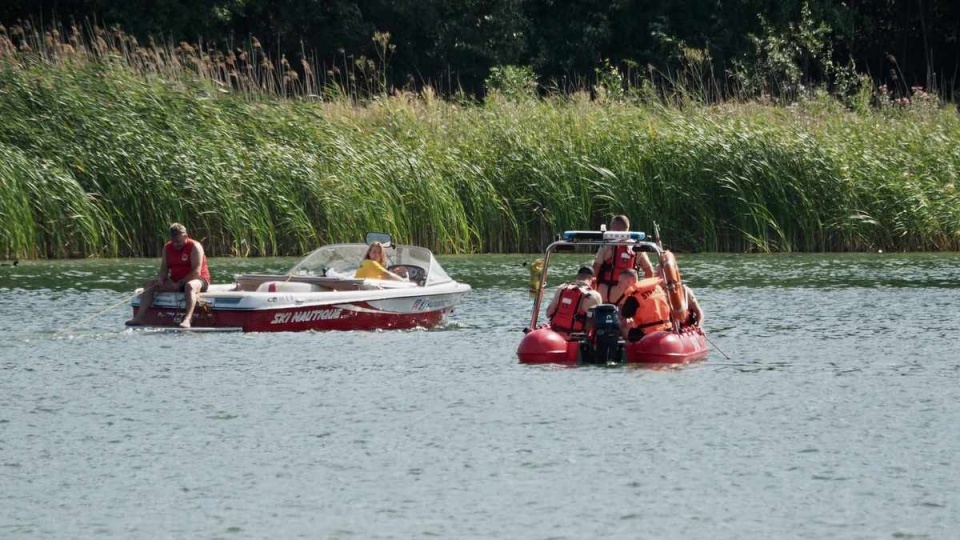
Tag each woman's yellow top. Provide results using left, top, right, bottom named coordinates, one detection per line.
left=354, top=259, right=390, bottom=279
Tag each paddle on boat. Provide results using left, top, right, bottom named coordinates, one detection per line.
left=129, top=232, right=471, bottom=332
left=517, top=229, right=708, bottom=366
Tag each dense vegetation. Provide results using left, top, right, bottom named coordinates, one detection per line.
left=2, top=1, right=959, bottom=99
left=1, top=21, right=959, bottom=258
left=1, top=9, right=959, bottom=258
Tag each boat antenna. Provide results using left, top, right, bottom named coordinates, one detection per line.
left=653, top=221, right=663, bottom=250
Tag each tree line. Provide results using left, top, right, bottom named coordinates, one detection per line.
left=2, top=0, right=958, bottom=100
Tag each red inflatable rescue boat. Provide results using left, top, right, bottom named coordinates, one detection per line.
left=517, top=229, right=709, bottom=366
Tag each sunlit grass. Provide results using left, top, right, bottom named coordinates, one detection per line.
left=1, top=23, right=958, bottom=257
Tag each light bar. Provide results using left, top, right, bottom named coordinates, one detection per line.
left=562, top=230, right=646, bottom=241
left=603, top=230, right=645, bottom=241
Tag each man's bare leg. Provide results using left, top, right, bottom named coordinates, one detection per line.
left=178, top=279, right=203, bottom=328
left=126, top=281, right=162, bottom=325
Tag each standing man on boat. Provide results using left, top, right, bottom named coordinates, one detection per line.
left=126, top=223, right=211, bottom=329
left=592, top=215, right=655, bottom=303
left=545, top=266, right=602, bottom=335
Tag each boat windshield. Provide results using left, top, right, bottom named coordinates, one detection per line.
left=287, top=244, right=453, bottom=286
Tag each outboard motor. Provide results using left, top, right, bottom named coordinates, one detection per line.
left=580, top=304, right=624, bottom=365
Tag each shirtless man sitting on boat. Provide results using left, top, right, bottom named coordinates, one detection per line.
left=592, top=215, right=654, bottom=303
left=545, top=266, right=602, bottom=335
left=126, top=222, right=211, bottom=328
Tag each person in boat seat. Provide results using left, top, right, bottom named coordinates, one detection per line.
left=126, top=222, right=211, bottom=329
left=682, top=284, right=704, bottom=327
left=616, top=268, right=672, bottom=341
left=608, top=266, right=637, bottom=306
left=354, top=241, right=406, bottom=281
left=592, top=214, right=654, bottom=303
left=545, top=266, right=602, bottom=335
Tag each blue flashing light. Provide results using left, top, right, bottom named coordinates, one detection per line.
left=561, top=230, right=646, bottom=241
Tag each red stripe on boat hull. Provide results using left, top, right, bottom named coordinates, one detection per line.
left=130, top=304, right=448, bottom=332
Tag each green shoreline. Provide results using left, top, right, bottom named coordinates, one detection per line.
left=2, top=60, right=959, bottom=259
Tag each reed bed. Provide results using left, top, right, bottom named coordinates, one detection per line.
left=1, top=24, right=959, bottom=257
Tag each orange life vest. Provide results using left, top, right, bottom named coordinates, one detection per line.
left=623, top=277, right=672, bottom=335
left=549, top=283, right=592, bottom=333
left=598, top=245, right=636, bottom=285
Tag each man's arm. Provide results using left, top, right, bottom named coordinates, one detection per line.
left=637, top=252, right=654, bottom=278
left=592, top=246, right=610, bottom=277
left=583, top=291, right=602, bottom=313
left=156, top=256, right=169, bottom=284
left=686, top=287, right=703, bottom=325
left=619, top=297, right=637, bottom=338
left=544, top=287, right=562, bottom=318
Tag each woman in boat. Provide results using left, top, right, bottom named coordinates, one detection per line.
left=545, top=266, right=602, bottom=335
left=592, top=215, right=654, bottom=303
left=354, top=242, right=406, bottom=281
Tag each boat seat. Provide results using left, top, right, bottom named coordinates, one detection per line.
left=256, top=281, right=322, bottom=293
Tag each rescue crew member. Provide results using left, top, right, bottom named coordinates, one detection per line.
left=683, top=284, right=704, bottom=327
left=612, top=268, right=635, bottom=310
left=616, top=269, right=672, bottom=341
left=592, top=214, right=654, bottom=303
left=354, top=241, right=406, bottom=281
left=126, top=222, right=211, bottom=329
left=545, top=266, right=602, bottom=335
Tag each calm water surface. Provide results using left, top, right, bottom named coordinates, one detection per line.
left=1, top=253, right=959, bottom=539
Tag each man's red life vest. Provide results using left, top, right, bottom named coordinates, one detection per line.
left=165, top=237, right=211, bottom=283
left=550, top=284, right=592, bottom=333
left=598, top=245, right=635, bottom=285
left=623, top=277, right=672, bottom=335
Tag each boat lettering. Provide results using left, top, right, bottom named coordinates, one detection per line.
left=412, top=298, right=447, bottom=311
left=153, top=310, right=200, bottom=322
left=271, top=308, right=343, bottom=325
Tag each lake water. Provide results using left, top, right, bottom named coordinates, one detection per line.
left=1, top=253, right=959, bottom=539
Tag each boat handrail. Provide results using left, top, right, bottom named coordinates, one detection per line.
left=561, top=230, right=646, bottom=242
left=527, top=231, right=665, bottom=330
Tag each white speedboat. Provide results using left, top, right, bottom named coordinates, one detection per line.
left=130, top=233, right=471, bottom=332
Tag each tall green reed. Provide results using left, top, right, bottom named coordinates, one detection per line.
left=1, top=26, right=959, bottom=257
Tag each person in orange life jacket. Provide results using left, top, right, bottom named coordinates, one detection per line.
left=591, top=214, right=654, bottom=303
left=607, top=265, right=637, bottom=307
left=354, top=241, right=406, bottom=281
left=682, top=284, right=704, bottom=327
left=616, top=268, right=672, bottom=341
left=545, top=266, right=602, bottom=334
left=126, top=222, right=211, bottom=328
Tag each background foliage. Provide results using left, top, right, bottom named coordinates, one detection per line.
left=2, top=0, right=959, bottom=99
left=1, top=3, right=959, bottom=259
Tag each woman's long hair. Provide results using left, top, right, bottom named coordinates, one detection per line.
left=363, top=242, right=388, bottom=265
